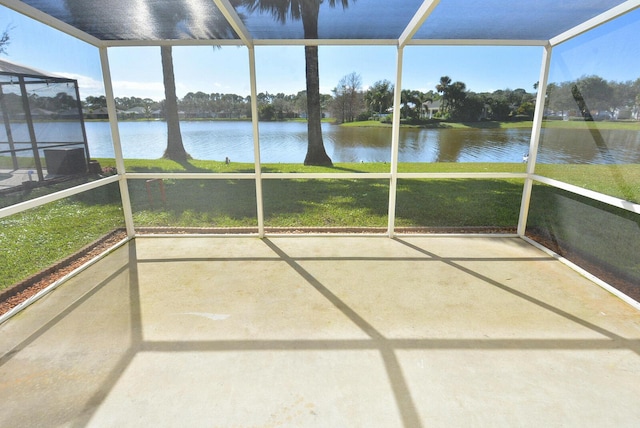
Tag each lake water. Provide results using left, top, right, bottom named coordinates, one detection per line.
left=87, top=121, right=534, bottom=163
left=6, top=120, right=640, bottom=164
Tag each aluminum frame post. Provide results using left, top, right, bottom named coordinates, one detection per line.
left=517, top=44, right=552, bottom=236
left=99, top=46, right=135, bottom=237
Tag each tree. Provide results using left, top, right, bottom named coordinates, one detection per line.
left=573, top=75, right=613, bottom=118
left=400, top=89, right=421, bottom=120
left=416, top=90, right=435, bottom=119
left=332, top=72, right=363, bottom=123
left=516, top=101, right=535, bottom=118
left=547, top=82, right=574, bottom=119
left=161, top=45, right=189, bottom=162
left=436, top=75, right=452, bottom=114
left=0, top=25, right=12, bottom=55
left=456, top=92, right=485, bottom=122
left=295, top=90, right=308, bottom=118
left=436, top=79, right=468, bottom=120
left=181, top=91, right=211, bottom=118
left=259, top=103, right=275, bottom=121
left=365, top=79, right=394, bottom=116
left=447, top=81, right=467, bottom=116
left=609, top=80, right=636, bottom=118
left=508, top=88, right=530, bottom=106
left=84, top=95, right=108, bottom=110
left=486, top=92, right=511, bottom=121
left=232, top=0, right=353, bottom=166
left=151, top=4, right=235, bottom=161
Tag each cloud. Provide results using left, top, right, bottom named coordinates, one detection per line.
left=112, top=80, right=165, bottom=100
left=54, top=72, right=105, bottom=99
left=55, top=72, right=166, bottom=101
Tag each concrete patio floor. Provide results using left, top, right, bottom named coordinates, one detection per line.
left=1, top=235, right=639, bottom=427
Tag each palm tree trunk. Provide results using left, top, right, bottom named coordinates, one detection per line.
left=303, top=45, right=332, bottom=166
left=302, top=2, right=332, bottom=166
left=161, top=45, right=189, bottom=162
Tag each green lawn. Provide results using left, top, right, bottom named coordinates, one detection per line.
left=2, top=158, right=639, bottom=291
left=0, top=187, right=125, bottom=289
left=108, top=158, right=639, bottom=204
left=535, top=163, right=640, bottom=203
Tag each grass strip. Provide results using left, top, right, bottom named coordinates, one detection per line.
left=1, top=188, right=125, bottom=290
left=342, top=119, right=640, bottom=131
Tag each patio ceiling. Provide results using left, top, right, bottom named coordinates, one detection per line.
left=2, top=0, right=639, bottom=47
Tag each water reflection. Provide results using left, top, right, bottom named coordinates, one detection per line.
left=42, top=120, right=640, bottom=165
left=539, top=128, right=640, bottom=164
left=328, top=126, right=393, bottom=163
left=439, top=128, right=532, bottom=163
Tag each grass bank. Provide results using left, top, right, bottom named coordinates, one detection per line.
left=342, top=119, right=640, bottom=131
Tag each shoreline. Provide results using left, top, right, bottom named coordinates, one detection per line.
left=84, top=117, right=640, bottom=131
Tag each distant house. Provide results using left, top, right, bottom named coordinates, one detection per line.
left=423, top=100, right=441, bottom=119
left=28, top=108, right=56, bottom=119
left=121, top=106, right=147, bottom=119
left=58, top=109, right=82, bottom=120
left=84, top=107, right=110, bottom=120
left=147, top=109, right=185, bottom=120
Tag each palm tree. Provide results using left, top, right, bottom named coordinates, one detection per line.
left=365, top=80, right=394, bottom=116
left=436, top=75, right=452, bottom=114
left=400, top=89, right=421, bottom=120
left=447, top=81, right=467, bottom=116
left=161, top=45, right=189, bottom=162
left=233, top=0, right=352, bottom=166
left=150, top=4, right=236, bottom=162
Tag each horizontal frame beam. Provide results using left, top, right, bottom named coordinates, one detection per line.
left=0, top=175, right=119, bottom=219
left=126, top=172, right=256, bottom=180
left=531, top=174, right=640, bottom=215
left=104, top=39, right=245, bottom=48
left=3, top=172, right=636, bottom=220
left=252, top=39, right=399, bottom=46
left=407, top=39, right=549, bottom=47
left=124, top=171, right=527, bottom=180
left=101, top=38, right=549, bottom=48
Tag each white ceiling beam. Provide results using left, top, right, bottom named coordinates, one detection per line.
left=211, top=0, right=254, bottom=47
left=550, top=0, right=640, bottom=46
left=407, top=39, right=548, bottom=47
left=398, top=0, right=440, bottom=48
left=105, top=38, right=400, bottom=48
left=103, top=37, right=547, bottom=48
left=252, top=39, right=399, bottom=46
left=0, top=0, right=104, bottom=47
left=104, top=39, right=245, bottom=48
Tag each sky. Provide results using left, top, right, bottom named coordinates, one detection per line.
left=1, top=5, right=639, bottom=102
